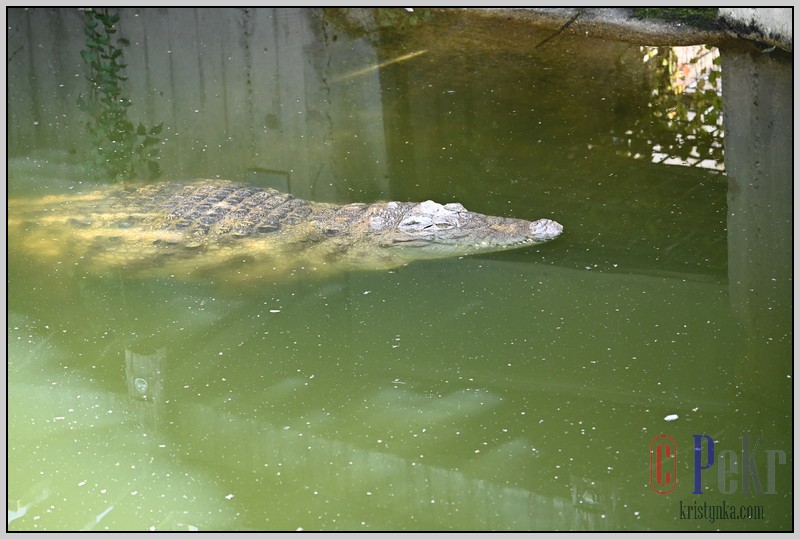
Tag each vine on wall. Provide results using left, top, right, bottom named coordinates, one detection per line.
left=77, top=8, right=162, bottom=181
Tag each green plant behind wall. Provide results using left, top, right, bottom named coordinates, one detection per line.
left=375, top=7, right=433, bottom=29
left=77, top=8, right=162, bottom=181
left=632, top=8, right=720, bottom=30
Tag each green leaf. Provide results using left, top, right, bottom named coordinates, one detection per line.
left=96, top=12, right=112, bottom=25
left=136, top=123, right=146, bottom=136
left=79, top=50, right=95, bottom=64
left=149, top=123, right=163, bottom=135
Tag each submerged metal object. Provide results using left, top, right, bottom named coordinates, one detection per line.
left=8, top=179, right=562, bottom=280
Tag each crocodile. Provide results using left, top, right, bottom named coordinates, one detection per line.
left=8, top=179, right=562, bottom=280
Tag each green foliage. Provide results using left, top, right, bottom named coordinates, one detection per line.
left=633, top=8, right=720, bottom=30
left=77, top=8, right=162, bottom=181
left=375, top=8, right=433, bottom=30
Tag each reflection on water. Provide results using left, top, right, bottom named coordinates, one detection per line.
left=623, top=45, right=723, bottom=170
left=7, top=8, right=792, bottom=531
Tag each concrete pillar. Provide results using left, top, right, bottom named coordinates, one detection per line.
left=722, top=47, right=792, bottom=410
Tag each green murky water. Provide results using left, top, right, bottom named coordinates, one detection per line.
left=7, top=9, right=792, bottom=531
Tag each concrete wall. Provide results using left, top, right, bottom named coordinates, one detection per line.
left=7, top=8, right=389, bottom=200
left=719, top=8, right=793, bottom=51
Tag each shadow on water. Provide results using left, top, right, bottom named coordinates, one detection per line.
left=7, top=8, right=792, bottom=531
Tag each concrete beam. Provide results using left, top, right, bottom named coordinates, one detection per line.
left=719, top=8, right=792, bottom=52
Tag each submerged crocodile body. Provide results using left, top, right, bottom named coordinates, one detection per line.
left=8, top=179, right=562, bottom=280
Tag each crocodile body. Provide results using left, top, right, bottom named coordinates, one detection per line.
left=8, top=179, right=562, bottom=280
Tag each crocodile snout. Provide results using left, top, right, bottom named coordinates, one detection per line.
left=529, top=219, right=563, bottom=241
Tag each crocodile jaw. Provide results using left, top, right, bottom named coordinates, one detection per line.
left=380, top=210, right=563, bottom=259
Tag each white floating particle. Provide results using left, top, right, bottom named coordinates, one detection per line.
left=664, top=414, right=679, bottom=422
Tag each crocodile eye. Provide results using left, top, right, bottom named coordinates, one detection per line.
left=399, top=217, right=433, bottom=232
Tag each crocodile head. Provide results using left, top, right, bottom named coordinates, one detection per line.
left=367, top=199, right=562, bottom=260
